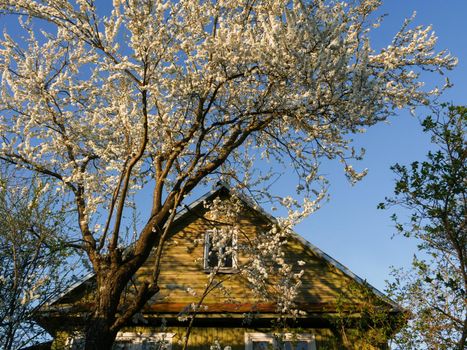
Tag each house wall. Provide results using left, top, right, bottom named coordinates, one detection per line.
left=168, top=326, right=385, bottom=350
left=171, top=326, right=385, bottom=349
left=51, top=326, right=386, bottom=350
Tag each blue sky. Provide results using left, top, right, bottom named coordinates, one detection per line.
left=298, top=0, right=467, bottom=292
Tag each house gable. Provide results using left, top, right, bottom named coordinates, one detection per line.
left=37, top=186, right=401, bottom=349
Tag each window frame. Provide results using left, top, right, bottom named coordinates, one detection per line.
left=66, top=332, right=175, bottom=350
left=244, top=332, right=316, bottom=350
left=114, top=332, right=174, bottom=349
left=203, top=228, right=238, bottom=273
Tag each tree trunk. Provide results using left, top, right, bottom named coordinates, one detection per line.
left=80, top=210, right=168, bottom=349
left=84, top=317, right=117, bottom=350
left=83, top=271, right=123, bottom=350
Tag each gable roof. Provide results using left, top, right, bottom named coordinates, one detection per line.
left=48, top=183, right=401, bottom=311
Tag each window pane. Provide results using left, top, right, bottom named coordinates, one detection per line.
left=206, top=234, right=217, bottom=268
left=222, top=247, right=233, bottom=268
left=70, top=338, right=84, bottom=350
left=282, top=341, right=308, bottom=350
left=112, top=341, right=169, bottom=350
left=142, top=340, right=170, bottom=350
left=220, top=237, right=233, bottom=268
left=207, top=248, right=219, bottom=268
left=110, top=337, right=171, bottom=350
left=252, top=341, right=272, bottom=350
left=113, top=344, right=128, bottom=350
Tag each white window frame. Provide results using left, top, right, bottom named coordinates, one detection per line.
left=114, top=332, right=174, bottom=349
left=245, top=332, right=316, bottom=350
left=66, top=332, right=174, bottom=350
left=204, top=229, right=237, bottom=272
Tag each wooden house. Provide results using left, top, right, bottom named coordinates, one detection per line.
left=35, top=185, right=403, bottom=349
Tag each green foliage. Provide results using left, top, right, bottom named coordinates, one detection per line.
left=0, top=168, right=74, bottom=350
left=332, top=280, right=405, bottom=349
left=381, top=105, right=467, bottom=350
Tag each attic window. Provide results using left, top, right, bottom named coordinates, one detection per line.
left=204, top=228, right=237, bottom=272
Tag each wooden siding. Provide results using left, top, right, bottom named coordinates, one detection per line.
left=133, top=194, right=364, bottom=312
left=52, top=326, right=385, bottom=350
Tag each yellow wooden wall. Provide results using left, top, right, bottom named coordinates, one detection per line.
left=52, top=326, right=386, bottom=350
left=52, top=327, right=387, bottom=350
left=135, top=194, right=362, bottom=309
left=111, top=326, right=385, bottom=350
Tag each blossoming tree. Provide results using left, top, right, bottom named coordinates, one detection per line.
left=0, top=0, right=457, bottom=349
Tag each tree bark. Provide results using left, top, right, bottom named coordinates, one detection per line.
left=84, top=282, right=120, bottom=350
left=83, top=269, right=123, bottom=350
left=81, top=244, right=161, bottom=349
left=458, top=315, right=467, bottom=350
left=84, top=317, right=117, bottom=350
